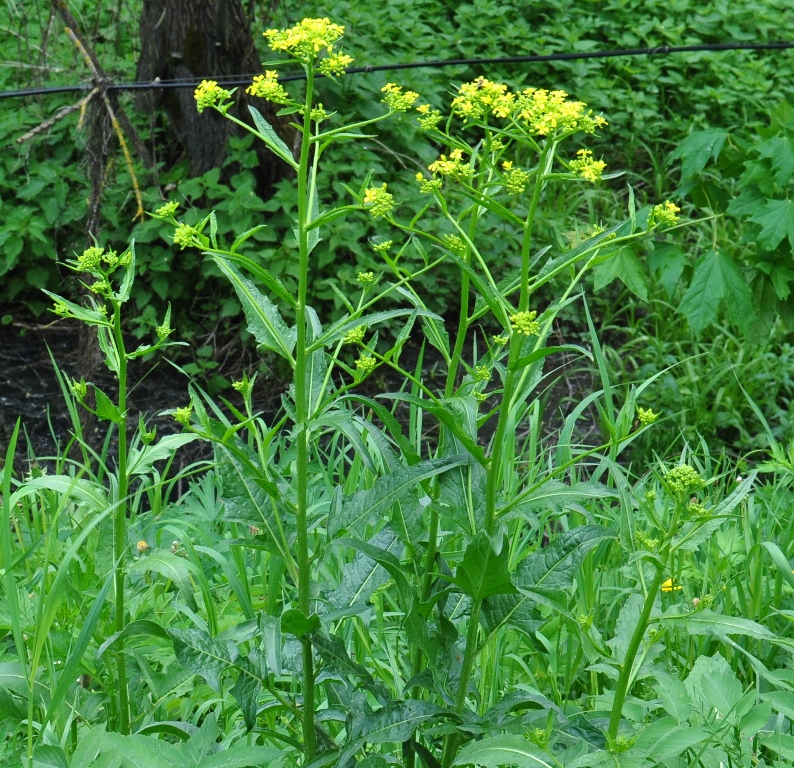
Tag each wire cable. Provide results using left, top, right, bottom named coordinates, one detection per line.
left=1, top=40, right=793, bottom=100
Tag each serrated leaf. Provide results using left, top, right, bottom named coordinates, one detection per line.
left=516, top=525, right=617, bottom=591
left=654, top=669, right=692, bottom=724
left=670, top=129, right=729, bottom=179
left=685, top=654, right=741, bottom=718
left=212, top=257, right=296, bottom=361
left=757, top=135, right=794, bottom=186
left=648, top=242, right=689, bottom=299
left=453, top=734, right=555, bottom=767
left=678, top=249, right=754, bottom=334
left=94, top=385, right=123, bottom=424
left=169, top=627, right=236, bottom=692
left=32, top=745, right=69, bottom=768
left=481, top=592, right=542, bottom=638
left=349, top=699, right=445, bottom=744
left=448, top=530, right=516, bottom=600
left=592, top=246, right=649, bottom=300
left=329, top=456, right=467, bottom=537
left=750, top=198, right=794, bottom=252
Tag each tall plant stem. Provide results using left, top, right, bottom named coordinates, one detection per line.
left=443, top=149, right=551, bottom=768
left=295, top=64, right=317, bottom=764
left=112, top=306, right=130, bottom=734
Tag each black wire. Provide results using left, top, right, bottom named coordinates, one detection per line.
left=2, top=40, right=793, bottom=100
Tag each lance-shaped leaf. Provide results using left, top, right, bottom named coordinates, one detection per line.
left=516, top=525, right=617, bottom=591
left=329, top=456, right=467, bottom=537
left=448, top=530, right=517, bottom=601
left=660, top=609, right=777, bottom=641
left=249, top=106, right=299, bottom=170
left=211, top=257, right=296, bottom=363
left=126, top=433, right=199, bottom=477
left=453, top=734, right=555, bottom=767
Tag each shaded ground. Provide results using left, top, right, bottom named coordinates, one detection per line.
left=0, top=317, right=599, bottom=475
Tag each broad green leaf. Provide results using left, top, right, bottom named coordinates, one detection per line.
left=678, top=249, right=754, bottom=334
left=349, top=699, right=444, bottom=744
left=632, top=718, right=708, bottom=761
left=481, top=593, right=542, bottom=639
left=662, top=609, right=776, bottom=641
left=281, top=608, right=320, bottom=638
left=11, top=474, right=108, bottom=512
left=760, top=733, right=794, bottom=761
left=329, top=456, right=467, bottom=537
left=757, top=135, right=794, bottom=186
left=516, top=525, right=617, bottom=590
left=211, top=257, right=296, bottom=362
left=453, top=734, right=554, bottom=767
left=248, top=106, right=299, bottom=170
left=654, top=670, right=692, bottom=724
left=449, top=530, right=517, bottom=600
left=750, top=198, right=794, bottom=251
left=592, top=246, right=649, bottom=300
left=169, top=627, right=237, bottom=691
left=33, top=745, right=69, bottom=768
left=684, top=654, right=742, bottom=718
left=607, top=592, right=645, bottom=663
left=762, top=690, right=794, bottom=721
left=670, top=128, right=729, bottom=178
left=126, top=433, right=199, bottom=477
left=201, top=743, right=285, bottom=768
left=648, top=242, right=689, bottom=299
left=128, top=551, right=198, bottom=609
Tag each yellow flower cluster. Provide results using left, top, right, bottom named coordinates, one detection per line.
left=194, top=80, right=233, bottom=113
left=501, top=160, right=530, bottom=195
left=372, top=240, right=392, bottom=254
left=264, top=17, right=345, bottom=59
left=515, top=88, right=607, bottom=136
left=510, top=310, right=540, bottom=336
left=357, top=271, right=375, bottom=285
left=363, top=185, right=395, bottom=218
left=569, top=149, right=607, bottom=182
left=664, top=464, right=705, bottom=495
left=427, top=148, right=472, bottom=181
left=174, top=405, right=192, bottom=426
left=637, top=406, right=659, bottom=426
left=415, top=172, right=443, bottom=194
left=451, top=77, right=515, bottom=121
left=247, top=71, right=291, bottom=104
left=155, top=201, right=179, bottom=219
left=650, top=200, right=681, bottom=227
left=344, top=326, right=366, bottom=344
left=173, top=223, right=199, bottom=250
left=355, top=355, right=377, bottom=375
left=318, top=51, right=354, bottom=76
left=416, top=103, right=443, bottom=130
left=77, top=246, right=103, bottom=270
left=381, top=83, right=419, bottom=113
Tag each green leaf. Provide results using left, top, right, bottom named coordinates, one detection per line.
left=757, top=135, right=794, bottom=186
left=126, top=434, right=199, bottom=477
left=33, top=745, right=69, bottom=768
left=211, top=257, right=296, bottom=362
left=670, top=128, right=729, bottom=178
left=516, top=525, right=617, bottom=591
left=281, top=608, right=320, bottom=638
left=678, top=249, right=754, bottom=334
left=93, top=385, right=123, bottom=425
left=248, top=106, right=299, bottom=170
left=168, top=627, right=237, bottom=691
left=654, top=669, right=692, bottom=724
left=329, top=456, right=467, bottom=537
left=592, top=246, right=649, bottom=300
left=632, top=719, right=708, bottom=761
left=453, top=734, right=555, bottom=767
left=481, top=593, right=542, bottom=639
left=448, top=530, right=517, bottom=601
left=349, top=699, right=445, bottom=744
left=662, top=609, right=776, bottom=641
left=128, top=552, right=198, bottom=610
left=648, top=242, right=689, bottom=300
left=750, top=198, right=794, bottom=252
left=762, top=690, right=794, bottom=721
left=684, top=654, right=741, bottom=718
left=760, top=733, right=794, bottom=761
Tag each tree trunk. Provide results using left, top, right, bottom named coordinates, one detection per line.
left=135, top=0, right=292, bottom=188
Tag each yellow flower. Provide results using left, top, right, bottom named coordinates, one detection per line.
left=650, top=200, right=681, bottom=227
left=451, top=77, right=515, bottom=121
left=154, top=201, right=179, bottom=218
left=661, top=577, right=681, bottom=592
left=247, top=71, right=291, bottom=104
left=569, top=148, right=606, bottom=183
left=363, top=184, right=394, bottom=218
left=637, top=406, right=659, bottom=426
left=264, top=17, right=345, bottom=60
left=515, top=88, right=606, bottom=136
left=194, top=80, right=232, bottom=113
left=416, top=103, right=443, bottom=130
left=381, top=83, right=419, bottom=112
left=428, top=148, right=472, bottom=181
left=136, top=540, right=149, bottom=555
left=317, top=50, right=353, bottom=76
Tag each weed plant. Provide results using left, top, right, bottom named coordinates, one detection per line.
left=6, top=16, right=794, bottom=768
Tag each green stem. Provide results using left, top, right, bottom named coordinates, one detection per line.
left=607, top=564, right=667, bottom=742
left=112, top=303, right=130, bottom=734
left=295, top=64, right=317, bottom=765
